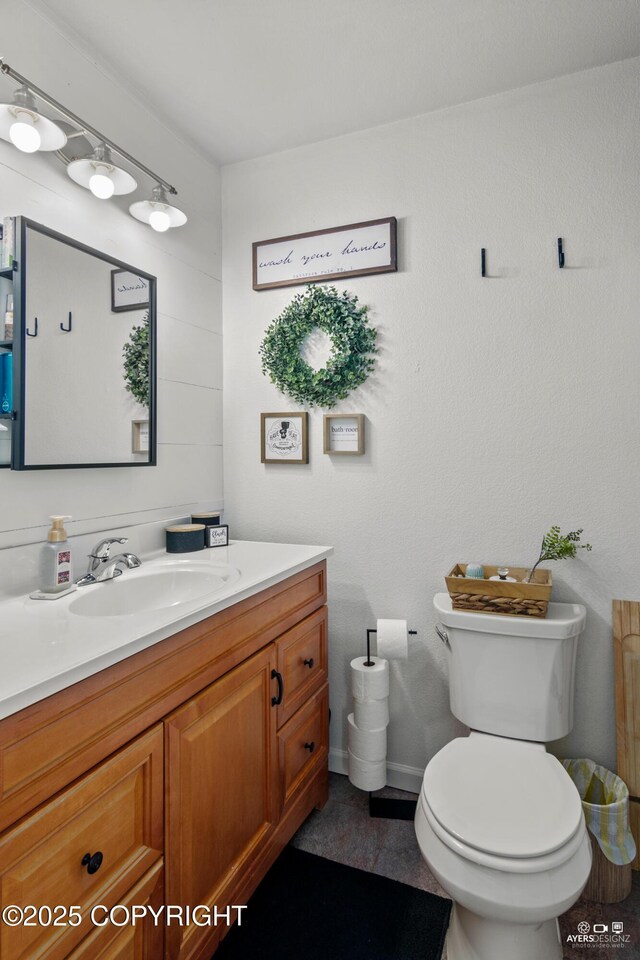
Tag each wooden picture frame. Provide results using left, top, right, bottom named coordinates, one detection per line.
left=253, top=217, right=397, bottom=290
left=131, top=419, right=149, bottom=454
left=261, top=412, right=309, bottom=464
left=323, top=414, right=365, bottom=456
left=111, top=269, right=150, bottom=312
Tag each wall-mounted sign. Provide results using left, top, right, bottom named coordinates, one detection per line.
left=253, top=217, right=397, bottom=291
left=131, top=419, right=149, bottom=454
left=261, top=412, right=309, bottom=464
left=111, top=269, right=150, bottom=312
left=323, top=414, right=365, bottom=456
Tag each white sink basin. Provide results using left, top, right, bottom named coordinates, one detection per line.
left=68, top=562, right=240, bottom=618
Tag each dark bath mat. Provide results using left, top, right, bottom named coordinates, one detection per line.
left=214, top=845, right=451, bottom=960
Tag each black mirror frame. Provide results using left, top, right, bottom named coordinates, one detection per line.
left=10, top=217, right=157, bottom=470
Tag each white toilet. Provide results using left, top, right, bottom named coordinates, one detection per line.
left=415, top=594, right=592, bottom=960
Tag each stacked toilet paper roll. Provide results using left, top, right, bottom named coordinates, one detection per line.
left=348, top=656, right=389, bottom=791
left=348, top=619, right=409, bottom=792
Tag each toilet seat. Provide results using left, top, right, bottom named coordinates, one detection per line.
left=421, top=733, right=584, bottom=872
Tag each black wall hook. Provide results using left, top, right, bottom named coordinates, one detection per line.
left=557, top=237, right=565, bottom=268
left=481, top=248, right=487, bottom=277
left=60, top=311, right=72, bottom=333
left=26, top=317, right=38, bottom=338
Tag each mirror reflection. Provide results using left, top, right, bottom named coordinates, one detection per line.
left=18, top=220, right=156, bottom=468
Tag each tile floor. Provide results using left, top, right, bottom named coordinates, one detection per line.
left=291, top=773, right=640, bottom=960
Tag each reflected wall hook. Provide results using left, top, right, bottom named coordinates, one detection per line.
left=60, top=311, right=72, bottom=333
left=481, top=248, right=487, bottom=277
left=26, top=317, right=38, bottom=338
left=557, top=237, right=565, bottom=269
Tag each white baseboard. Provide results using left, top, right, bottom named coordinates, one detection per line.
left=329, top=748, right=424, bottom=795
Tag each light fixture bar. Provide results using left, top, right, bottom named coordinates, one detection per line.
left=0, top=58, right=177, bottom=196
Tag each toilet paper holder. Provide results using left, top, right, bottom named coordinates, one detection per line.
left=362, top=624, right=418, bottom=822
left=364, top=626, right=417, bottom=666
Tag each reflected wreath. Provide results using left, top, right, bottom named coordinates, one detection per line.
left=123, top=310, right=150, bottom=406
left=258, top=285, right=377, bottom=408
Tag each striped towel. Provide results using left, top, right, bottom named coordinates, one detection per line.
left=563, top=758, right=636, bottom=865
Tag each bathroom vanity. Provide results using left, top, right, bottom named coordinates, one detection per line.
left=0, top=543, right=329, bottom=960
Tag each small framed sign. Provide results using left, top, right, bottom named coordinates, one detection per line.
left=131, top=419, right=149, bottom=454
left=206, top=524, right=229, bottom=548
left=261, top=412, right=309, bottom=464
left=253, top=217, right=397, bottom=290
left=111, top=270, right=150, bottom=312
left=323, top=414, right=365, bottom=455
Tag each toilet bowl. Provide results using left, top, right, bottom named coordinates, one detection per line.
left=415, top=595, right=590, bottom=959
left=415, top=733, right=592, bottom=960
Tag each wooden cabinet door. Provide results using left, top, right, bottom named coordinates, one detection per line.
left=165, top=645, right=278, bottom=960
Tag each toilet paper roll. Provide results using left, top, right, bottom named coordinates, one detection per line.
left=351, top=657, right=389, bottom=701
left=376, top=618, right=409, bottom=660
left=347, top=714, right=387, bottom=762
left=348, top=749, right=387, bottom=792
left=354, top=697, right=390, bottom=731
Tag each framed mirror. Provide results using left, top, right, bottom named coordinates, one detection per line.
left=11, top=218, right=156, bottom=469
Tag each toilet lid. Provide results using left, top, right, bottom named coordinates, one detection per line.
left=423, top=735, right=583, bottom=859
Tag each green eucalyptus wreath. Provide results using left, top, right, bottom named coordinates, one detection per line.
left=259, top=285, right=377, bottom=408
left=123, top=311, right=150, bottom=407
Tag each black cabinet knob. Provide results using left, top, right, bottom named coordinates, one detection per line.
left=303, top=658, right=314, bottom=668
left=81, top=851, right=104, bottom=875
left=304, top=741, right=315, bottom=753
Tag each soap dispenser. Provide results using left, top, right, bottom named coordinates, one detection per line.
left=40, top=516, right=73, bottom=593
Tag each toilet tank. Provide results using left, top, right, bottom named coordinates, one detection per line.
left=434, top=593, right=586, bottom=742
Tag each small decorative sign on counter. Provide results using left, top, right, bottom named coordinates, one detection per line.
left=253, top=217, right=397, bottom=290
left=206, top=524, right=229, bottom=548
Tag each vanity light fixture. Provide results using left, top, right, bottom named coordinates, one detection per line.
left=129, top=184, right=188, bottom=232
left=0, top=59, right=186, bottom=230
left=67, top=143, right=137, bottom=199
left=0, top=85, right=67, bottom=153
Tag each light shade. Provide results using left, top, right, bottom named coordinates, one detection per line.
left=129, top=184, right=187, bottom=231
left=67, top=143, right=137, bottom=197
left=0, top=86, right=67, bottom=152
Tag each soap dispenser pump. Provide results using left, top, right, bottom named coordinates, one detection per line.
left=40, top=516, right=73, bottom=593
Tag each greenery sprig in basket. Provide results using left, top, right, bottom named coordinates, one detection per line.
left=526, top=526, right=592, bottom=582
left=259, top=284, right=377, bottom=408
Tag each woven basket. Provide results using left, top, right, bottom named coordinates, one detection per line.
left=445, top=564, right=552, bottom=618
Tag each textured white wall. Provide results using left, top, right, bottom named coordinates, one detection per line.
left=222, top=58, right=640, bottom=783
left=0, top=1, right=223, bottom=549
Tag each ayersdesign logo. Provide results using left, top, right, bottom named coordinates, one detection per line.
left=566, top=918, right=631, bottom=948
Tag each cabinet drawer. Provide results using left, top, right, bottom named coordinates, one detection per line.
left=66, top=862, right=163, bottom=960
left=278, top=684, right=328, bottom=810
left=276, top=606, right=327, bottom=727
left=0, top=726, right=163, bottom=960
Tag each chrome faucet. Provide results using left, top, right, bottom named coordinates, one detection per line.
left=76, top=537, right=142, bottom=586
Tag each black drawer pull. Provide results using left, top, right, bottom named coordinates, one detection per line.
left=304, top=741, right=316, bottom=753
left=303, top=657, right=314, bottom=668
left=81, top=851, right=103, bottom=875
left=271, top=669, right=284, bottom=706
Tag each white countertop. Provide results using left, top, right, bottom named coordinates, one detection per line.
left=0, top=540, right=332, bottom=721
